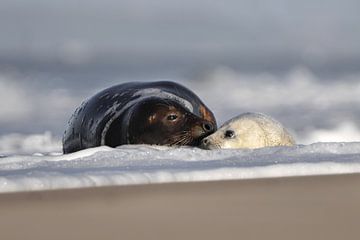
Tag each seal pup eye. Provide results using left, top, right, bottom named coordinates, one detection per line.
left=167, top=114, right=178, bottom=121
left=224, top=130, right=235, bottom=139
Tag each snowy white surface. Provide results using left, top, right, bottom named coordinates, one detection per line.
left=1, top=142, right=360, bottom=193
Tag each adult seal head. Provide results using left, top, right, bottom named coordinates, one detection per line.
left=63, top=81, right=217, bottom=153
left=200, top=112, right=295, bottom=149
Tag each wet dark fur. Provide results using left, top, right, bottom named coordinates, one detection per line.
left=63, top=81, right=217, bottom=153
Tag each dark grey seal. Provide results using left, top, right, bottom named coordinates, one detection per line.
left=63, top=81, right=217, bottom=153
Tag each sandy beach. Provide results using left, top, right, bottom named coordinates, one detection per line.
left=1, top=174, right=359, bottom=240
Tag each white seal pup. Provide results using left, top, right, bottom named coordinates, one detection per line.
left=200, top=112, right=295, bottom=149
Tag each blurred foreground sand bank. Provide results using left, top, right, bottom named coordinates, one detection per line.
left=0, top=174, right=359, bottom=240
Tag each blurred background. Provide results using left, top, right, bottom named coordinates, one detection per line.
left=0, top=0, right=359, bottom=154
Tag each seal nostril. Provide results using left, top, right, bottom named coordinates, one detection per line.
left=202, top=122, right=214, bottom=133
left=202, top=138, right=208, bottom=144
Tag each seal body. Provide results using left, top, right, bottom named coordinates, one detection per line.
left=63, top=81, right=217, bottom=153
left=200, top=112, right=295, bottom=149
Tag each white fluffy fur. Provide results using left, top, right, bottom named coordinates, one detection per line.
left=201, top=112, right=295, bottom=149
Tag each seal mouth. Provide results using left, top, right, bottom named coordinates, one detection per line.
left=168, top=120, right=215, bottom=147
left=199, top=137, right=221, bottom=150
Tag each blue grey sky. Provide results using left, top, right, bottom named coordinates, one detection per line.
left=0, top=0, right=359, bottom=137
left=0, top=0, right=359, bottom=76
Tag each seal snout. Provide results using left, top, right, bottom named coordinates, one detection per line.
left=201, top=137, right=209, bottom=146
left=199, top=136, right=218, bottom=150
left=190, top=120, right=215, bottom=146
left=191, top=120, right=215, bottom=135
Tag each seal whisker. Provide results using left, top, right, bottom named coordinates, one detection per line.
left=169, top=133, right=193, bottom=146
left=169, top=133, right=187, bottom=141
left=169, top=135, right=188, bottom=146
left=213, top=142, right=222, bottom=149
left=179, top=135, right=193, bottom=146
left=169, top=131, right=190, bottom=139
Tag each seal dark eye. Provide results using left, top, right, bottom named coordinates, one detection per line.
left=224, top=130, right=235, bottom=139
left=167, top=114, right=178, bottom=121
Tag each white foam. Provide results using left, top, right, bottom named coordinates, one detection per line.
left=1, top=142, right=360, bottom=193
left=301, top=122, right=360, bottom=144
left=0, top=132, right=61, bottom=155
left=196, top=67, right=360, bottom=109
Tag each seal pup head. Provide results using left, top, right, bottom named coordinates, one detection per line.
left=127, top=98, right=215, bottom=146
left=200, top=112, right=295, bottom=149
